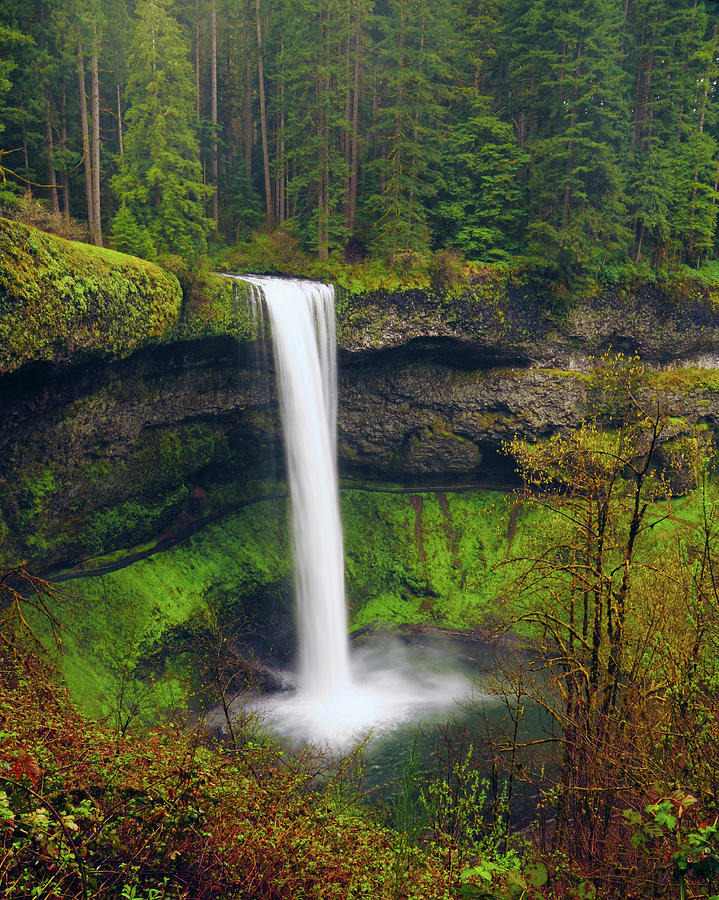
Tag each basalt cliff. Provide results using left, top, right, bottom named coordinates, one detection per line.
left=2, top=217, right=719, bottom=572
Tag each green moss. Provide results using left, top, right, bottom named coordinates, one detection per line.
left=335, top=273, right=539, bottom=349
left=0, top=218, right=183, bottom=374
left=175, top=271, right=257, bottom=342
left=342, top=489, right=512, bottom=628
left=0, top=415, right=261, bottom=569
left=49, top=498, right=291, bottom=717
left=31, top=477, right=719, bottom=719
left=650, top=368, right=719, bottom=393
left=80, top=485, right=190, bottom=556
left=39, top=488, right=523, bottom=715
left=18, top=467, right=57, bottom=528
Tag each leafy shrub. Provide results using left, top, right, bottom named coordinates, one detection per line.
left=429, top=249, right=466, bottom=290
left=0, top=642, right=461, bottom=899
left=1, top=192, right=89, bottom=242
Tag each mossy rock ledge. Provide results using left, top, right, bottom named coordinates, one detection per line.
left=2, top=222, right=719, bottom=574
left=336, top=275, right=719, bottom=368
left=0, top=217, right=256, bottom=376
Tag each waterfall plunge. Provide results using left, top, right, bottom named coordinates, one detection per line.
left=231, top=275, right=473, bottom=747
left=242, top=276, right=351, bottom=700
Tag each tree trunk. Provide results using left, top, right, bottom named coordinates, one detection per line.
left=21, top=112, right=30, bottom=182
left=77, top=42, right=96, bottom=243
left=210, top=1, right=219, bottom=231
left=117, top=84, right=124, bottom=157
left=243, top=50, right=252, bottom=182
left=276, top=43, right=285, bottom=225
left=632, top=23, right=646, bottom=147
left=255, top=0, right=273, bottom=224
left=60, top=83, right=71, bottom=226
left=343, top=4, right=352, bottom=227
left=195, top=0, right=201, bottom=123
left=90, top=35, right=102, bottom=246
left=44, top=98, right=60, bottom=214
left=347, top=17, right=361, bottom=234
left=317, top=10, right=330, bottom=259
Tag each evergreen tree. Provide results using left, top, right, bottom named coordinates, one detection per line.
left=433, top=100, right=528, bottom=260
left=624, top=0, right=716, bottom=267
left=432, top=0, right=527, bottom=260
left=112, top=0, right=212, bottom=262
left=368, top=0, right=461, bottom=263
left=0, top=23, right=33, bottom=204
left=268, top=0, right=351, bottom=257
left=502, top=0, right=631, bottom=283
left=0, top=0, right=718, bottom=274
left=110, top=202, right=156, bottom=258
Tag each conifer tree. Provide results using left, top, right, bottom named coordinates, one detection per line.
left=112, top=0, right=212, bottom=262
left=110, top=202, right=156, bottom=258
left=0, top=24, right=33, bottom=204
left=502, top=0, right=631, bottom=283
left=369, top=0, right=460, bottom=262
left=433, top=0, right=528, bottom=260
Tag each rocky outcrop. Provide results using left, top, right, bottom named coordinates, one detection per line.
left=337, top=277, right=719, bottom=369
left=0, top=218, right=256, bottom=376
left=0, top=339, right=282, bottom=569
left=338, top=362, right=587, bottom=478
left=3, top=223, right=719, bottom=569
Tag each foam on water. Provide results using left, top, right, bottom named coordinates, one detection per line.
left=254, top=637, right=476, bottom=749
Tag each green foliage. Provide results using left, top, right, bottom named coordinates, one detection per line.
left=111, top=0, right=212, bottom=264
left=0, top=647, right=466, bottom=899
left=625, top=790, right=719, bottom=899
left=368, top=0, right=461, bottom=263
left=2, top=0, right=719, bottom=276
left=110, top=203, right=156, bottom=260
left=433, top=97, right=529, bottom=261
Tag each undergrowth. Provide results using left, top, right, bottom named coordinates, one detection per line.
left=1, top=646, right=459, bottom=899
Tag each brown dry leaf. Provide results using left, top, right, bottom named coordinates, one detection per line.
left=13, top=751, right=42, bottom=788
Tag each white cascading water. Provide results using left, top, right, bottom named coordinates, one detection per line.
left=227, top=274, right=473, bottom=748
left=241, top=276, right=351, bottom=699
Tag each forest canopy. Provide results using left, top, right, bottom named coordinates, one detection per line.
left=1, top=0, right=719, bottom=284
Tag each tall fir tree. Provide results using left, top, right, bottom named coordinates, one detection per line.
left=432, top=0, right=528, bottom=260
left=112, top=0, right=212, bottom=262
left=501, top=0, right=631, bottom=283
left=368, top=0, right=461, bottom=263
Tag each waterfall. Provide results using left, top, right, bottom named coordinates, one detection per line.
left=224, top=273, right=472, bottom=747
left=240, top=276, right=351, bottom=700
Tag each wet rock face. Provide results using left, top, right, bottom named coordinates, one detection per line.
left=337, top=284, right=719, bottom=370
left=4, top=282, right=719, bottom=569
left=337, top=358, right=589, bottom=480
left=0, top=340, right=284, bottom=570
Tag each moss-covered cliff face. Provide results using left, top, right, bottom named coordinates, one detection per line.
left=4, top=219, right=719, bottom=376
left=336, top=274, right=719, bottom=368
left=338, top=362, right=719, bottom=481
left=0, top=219, right=182, bottom=374
left=0, top=338, right=281, bottom=569
left=0, top=218, right=256, bottom=376
left=4, top=224, right=719, bottom=716
left=49, top=488, right=512, bottom=717
left=2, top=221, right=719, bottom=572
